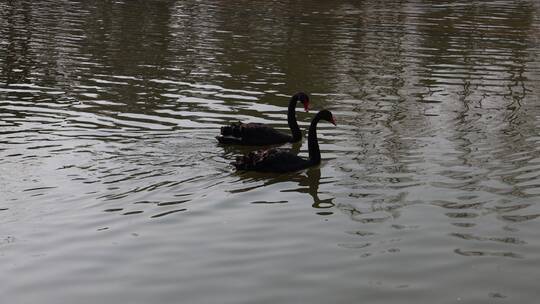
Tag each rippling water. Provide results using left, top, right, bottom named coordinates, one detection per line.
left=2, top=1, right=540, bottom=303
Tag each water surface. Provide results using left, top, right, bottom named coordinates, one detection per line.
left=2, top=1, right=540, bottom=303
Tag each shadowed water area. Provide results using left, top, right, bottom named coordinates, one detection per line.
left=1, top=0, right=540, bottom=303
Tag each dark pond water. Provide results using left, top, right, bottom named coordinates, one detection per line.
left=2, top=1, right=540, bottom=303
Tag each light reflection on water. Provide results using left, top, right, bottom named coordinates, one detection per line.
left=2, top=0, right=540, bottom=303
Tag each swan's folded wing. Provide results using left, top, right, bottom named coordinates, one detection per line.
left=234, top=148, right=309, bottom=172
left=219, top=122, right=291, bottom=145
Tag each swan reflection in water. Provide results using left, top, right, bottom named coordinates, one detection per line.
left=304, top=167, right=335, bottom=213
left=228, top=146, right=335, bottom=213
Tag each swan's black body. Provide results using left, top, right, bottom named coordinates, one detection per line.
left=216, top=92, right=310, bottom=145
left=233, top=110, right=336, bottom=173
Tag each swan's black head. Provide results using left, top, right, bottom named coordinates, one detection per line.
left=294, top=92, right=310, bottom=112
left=318, top=109, right=336, bottom=126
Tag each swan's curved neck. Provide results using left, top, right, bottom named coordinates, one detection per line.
left=287, top=96, right=302, bottom=142
left=307, top=114, right=321, bottom=165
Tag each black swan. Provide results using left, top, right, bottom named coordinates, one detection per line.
left=216, top=92, right=310, bottom=145
left=233, top=109, right=336, bottom=173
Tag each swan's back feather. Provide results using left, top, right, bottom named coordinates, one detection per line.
left=217, top=122, right=292, bottom=145
left=233, top=148, right=310, bottom=173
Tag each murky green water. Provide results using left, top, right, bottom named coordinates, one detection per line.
left=2, top=1, right=540, bottom=303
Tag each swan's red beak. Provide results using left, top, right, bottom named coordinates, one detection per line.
left=303, top=101, right=310, bottom=112
left=330, top=116, right=336, bottom=126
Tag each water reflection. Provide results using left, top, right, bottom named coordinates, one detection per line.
left=305, top=168, right=335, bottom=212
left=232, top=158, right=335, bottom=213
